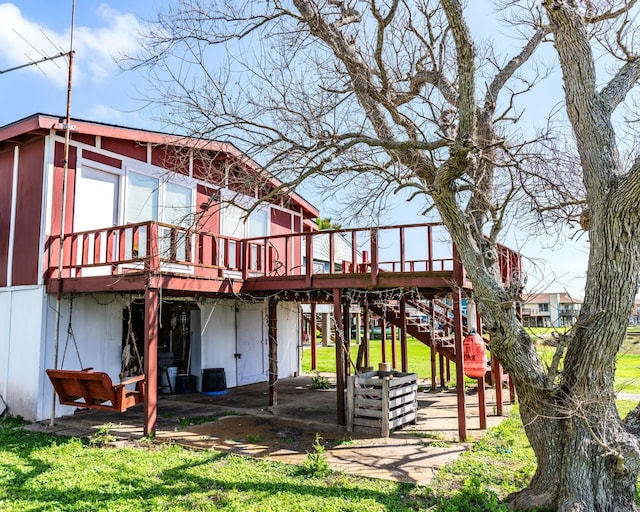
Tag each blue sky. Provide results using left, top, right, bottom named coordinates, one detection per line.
left=0, top=2, right=590, bottom=296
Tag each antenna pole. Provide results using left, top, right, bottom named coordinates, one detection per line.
left=51, top=0, right=76, bottom=426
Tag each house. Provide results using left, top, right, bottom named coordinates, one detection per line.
left=0, top=113, right=522, bottom=441
left=0, top=114, right=318, bottom=424
left=521, top=292, right=582, bottom=327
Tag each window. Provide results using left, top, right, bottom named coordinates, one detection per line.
left=125, top=171, right=194, bottom=262
left=539, top=303, right=549, bottom=313
left=126, top=172, right=159, bottom=223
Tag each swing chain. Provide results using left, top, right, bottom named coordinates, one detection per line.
left=60, top=294, right=84, bottom=369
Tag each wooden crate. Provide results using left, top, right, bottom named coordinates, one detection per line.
left=346, top=371, right=418, bottom=437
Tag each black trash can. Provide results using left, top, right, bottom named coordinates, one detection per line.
left=202, top=368, right=227, bottom=395
left=175, top=374, right=197, bottom=394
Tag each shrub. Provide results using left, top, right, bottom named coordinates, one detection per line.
left=310, top=374, right=331, bottom=389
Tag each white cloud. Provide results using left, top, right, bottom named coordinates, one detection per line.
left=0, top=3, right=142, bottom=87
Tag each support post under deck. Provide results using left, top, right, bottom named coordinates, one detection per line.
left=475, top=302, right=487, bottom=429
left=333, top=289, right=345, bottom=425
left=452, top=287, right=467, bottom=442
left=268, top=298, right=278, bottom=406
left=310, top=303, right=317, bottom=371
left=399, top=297, right=408, bottom=373
left=144, top=286, right=159, bottom=437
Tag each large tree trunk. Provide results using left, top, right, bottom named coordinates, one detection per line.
left=509, top=396, right=640, bottom=511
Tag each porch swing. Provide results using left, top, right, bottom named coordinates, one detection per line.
left=46, top=298, right=146, bottom=413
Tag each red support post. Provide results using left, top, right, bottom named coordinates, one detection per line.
left=268, top=298, right=278, bottom=406
left=343, top=297, right=351, bottom=376
left=333, top=289, right=345, bottom=425
left=310, top=303, right=317, bottom=371
left=363, top=301, right=370, bottom=370
left=399, top=297, right=408, bottom=373
left=391, top=322, right=397, bottom=370
left=453, top=287, right=467, bottom=442
left=143, top=286, right=159, bottom=437
left=380, top=318, right=387, bottom=363
left=476, top=302, right=487, bottom=429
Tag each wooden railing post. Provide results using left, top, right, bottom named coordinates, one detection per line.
left=370, top=228, right=379, bottom=286
left=242, top=241, right=250, bottom=280
left=147, top=222, right=159, bottom=273
left=452, top=243, right=465, bottom=286
left=305, top=234, right=313, bottom=287
left=399, top=227, right=406, bottom=272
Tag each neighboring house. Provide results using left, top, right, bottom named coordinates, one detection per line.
left=522, top=292, right=582, bottom=328
left=630, top=299, right=640, bottom=325
left=0, top=114, right=318, bottom=425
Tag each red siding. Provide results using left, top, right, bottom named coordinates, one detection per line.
left=71, top=133, right=96, bottom=146
left=270, top=209, right=292, bottom=273
left=271, top=209, right=292, bottom=232
left=83, top=149, right=122, bottom=169
left=0, top=150, right=14, bottom=287
left=151, top=146, right=188, bottom=175
left=101, top=138, right=147, bottom=162
left=193, top=156, right=225, bottom=185
left=12, top=140, right=45, bottom=286
left=196, top=184, right=220, bottom=233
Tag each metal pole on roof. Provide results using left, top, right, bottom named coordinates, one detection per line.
left=50, top=0, right=76, bottom=426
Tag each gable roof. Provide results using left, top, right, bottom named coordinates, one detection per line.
left=522, top=292, right=582, bottom=304
left=0, top=113, right=319, bottom=220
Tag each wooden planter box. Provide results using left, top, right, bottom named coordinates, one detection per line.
left=346, top=371, right=418, bottom=437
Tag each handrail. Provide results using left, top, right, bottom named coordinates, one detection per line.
left=44, top=221, right=522, bottom=286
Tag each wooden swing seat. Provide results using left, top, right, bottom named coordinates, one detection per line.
left=46, top=368, right=146, bottom=412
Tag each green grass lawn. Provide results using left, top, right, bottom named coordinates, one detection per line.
left=303, top=331, right=640, bottom=395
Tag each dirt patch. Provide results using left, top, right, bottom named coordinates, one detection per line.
left=174, top=413, right=364, bottom=458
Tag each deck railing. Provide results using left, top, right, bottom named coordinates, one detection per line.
left=44, top=221, right=522, bottom=286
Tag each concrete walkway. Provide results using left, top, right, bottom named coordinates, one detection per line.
left=26, top=375, right=511, bottom=486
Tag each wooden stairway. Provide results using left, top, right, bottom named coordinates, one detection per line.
left=367, top=296, right=469, bottom=363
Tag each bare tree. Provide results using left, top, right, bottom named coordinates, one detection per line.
left=127, top=0, right=640, bottom=509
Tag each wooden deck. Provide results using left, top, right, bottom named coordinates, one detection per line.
left=44, top=221, right=521, bottom=295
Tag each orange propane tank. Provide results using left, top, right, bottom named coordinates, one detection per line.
left=463, top=332, right=487, bottom=379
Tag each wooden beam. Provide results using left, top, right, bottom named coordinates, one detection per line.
left=452, top=287, right=467, bottom=442
left=391, top=322, right=397, bottom=370
left=143, top=287, right=159, bottom=437
left=476, top=301, right=487, bottom=429
left=310, top=302, right=317, bottom=371
left=342, top=296, right=351, bottom=376
left=429, top=300, right=437, bottom=390
left=380, top=318, right=387, bottom=363
left=363, top=300, right=370, bottom=371
left=399, top=297, right=408, bottom=373
left=268, top=298, right=278, bottom=406
left=492, top=345, right=504, bottom=416
left=333, top=289, right=345, bottom=426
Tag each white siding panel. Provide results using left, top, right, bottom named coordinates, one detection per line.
left=40, top=293, right=124, bottom=420
left=199, top=301, right=238, bottom=388
left=277, top=302, right=301, bottom=378
left=0, top=287, right=46, bottom=421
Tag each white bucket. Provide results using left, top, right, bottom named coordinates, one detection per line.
left=161, top=366, right=178, bottom=393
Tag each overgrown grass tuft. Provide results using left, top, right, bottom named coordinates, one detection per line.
left=431, top=407, right=537, bottom=499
